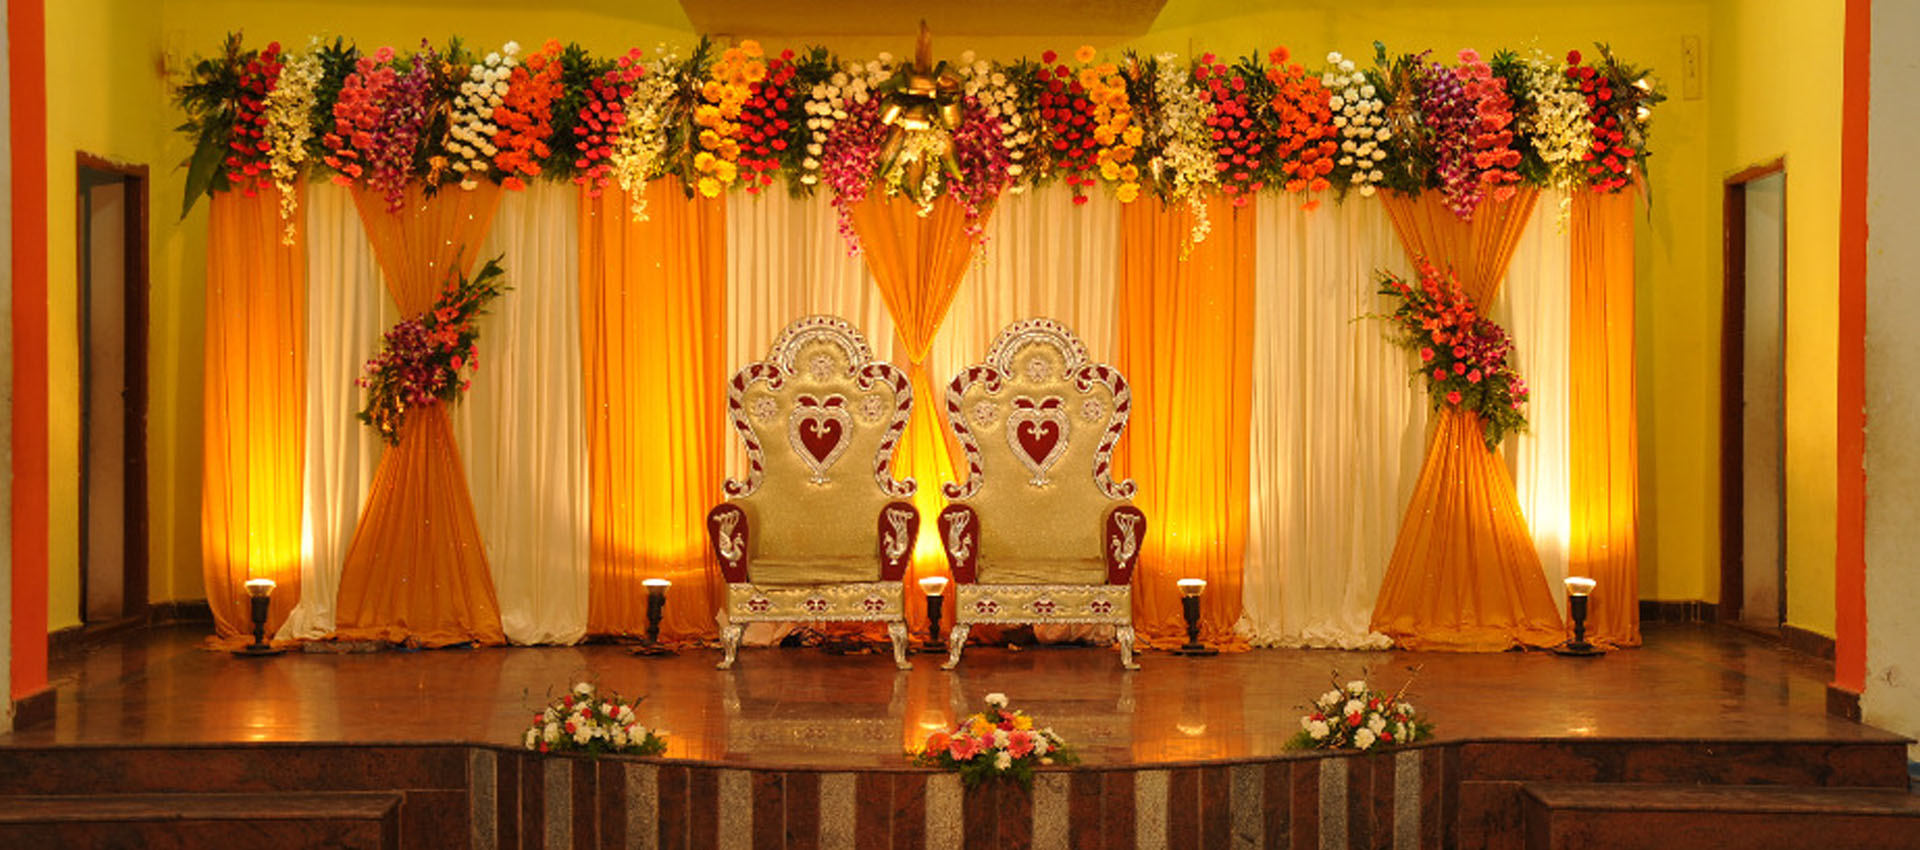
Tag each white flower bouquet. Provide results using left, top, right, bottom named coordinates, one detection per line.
left=522, top=681, right=667, bottom=757
left=1288, top=673, right=1432, bottom=751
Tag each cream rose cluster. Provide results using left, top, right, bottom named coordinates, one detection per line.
left=445, top=42, right=518, bottom=190
left=1322, top=52, right=1388, bottom=197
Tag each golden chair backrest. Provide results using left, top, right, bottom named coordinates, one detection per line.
left=943, top=319, right=1135, bottom=582
left=724, top=317, right=914, bottom=567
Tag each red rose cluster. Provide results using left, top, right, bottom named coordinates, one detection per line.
left=573, top=50, right=646, bottom=195
left=1567, top=50, right=1633, bottom=193
left=1198, top=53, right=1267, bottom=204
left=1034, top=50, right=1101, bottom=203
left=226, top=41, right=284, bottom=196
left=736, top=49, right=798, bottom=194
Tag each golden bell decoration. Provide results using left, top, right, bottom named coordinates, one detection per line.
left=876, top=20, right=966, bottom=201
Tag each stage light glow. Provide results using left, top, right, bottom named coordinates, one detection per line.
left=1177, top=578, right=1207, bottom=598
left=1564, top=576, right=1597, bottom=597
left=917, top=576, right=949, bottom=597
left=642, top=578, right=672, bottom=589
left=244, top=578, right=276, bottom=598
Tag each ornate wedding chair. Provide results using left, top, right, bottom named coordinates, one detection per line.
left=706, top=316, right=919, bottom=670
left=936, top=319, right=1145, bottom=670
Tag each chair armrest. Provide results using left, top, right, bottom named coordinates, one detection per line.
left=1103, top=504, right=1145, bottom=585
left=877, top=501, right=919, bottom=582
left=938, top=504, right=979, bottom=583
left=707, top=502, right=753, bottom=583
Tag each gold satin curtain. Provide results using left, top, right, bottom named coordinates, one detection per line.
left=1370, top=189, right=1565, bottom=650
left=581, top=179, right=729, bottom=640
left=332, top=184, right=507, bottom=646
left=203, top=188, right=307, bottom=642
left=849, top=195, right=986, bottom=636
left=1117, top=195, right=1255, bottom=648
left=1569, top=189, right=1640, bottom=646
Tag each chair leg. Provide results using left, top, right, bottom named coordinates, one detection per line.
left=940, top=623, right=971, bottom=671
left=717, top=623, right=745, bottom=670
left=1116, top=624, right=1141, bottom=671
left=887, top=621, right=912, bottom=670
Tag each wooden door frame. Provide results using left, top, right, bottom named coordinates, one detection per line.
left=1720, top=157, right=1787, bottom=625
left=74, top=151, right=150, bottom=625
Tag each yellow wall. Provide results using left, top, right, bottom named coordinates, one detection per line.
left=44, top=0, right=175, bottom=630
left=1127, top=2, right=1717, bottom=603
left=1707, top=0, right=1843, bottom=636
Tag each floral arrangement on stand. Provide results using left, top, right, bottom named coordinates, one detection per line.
left=910, top=693, right=1077, bottom=789
left=176, top=34, right=1661, bottom=231
left=357, top=256, right=509, bottom=444
left=1288, top=673, right=1433, bottom=752
left=523, top=681, right=668, bottom=756
left=1375, top=259, right=1529, bottom=449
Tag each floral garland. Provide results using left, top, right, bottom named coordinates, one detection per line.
left=179, top=35, right=1661, bottom=224
left=1456, top=49, right=1521, bottom=207
left=1509, top=49, right=1593, bottom=196
left=1265, top=46, right=1338, bottom=209
left=1034, top=47, right=1103, bottom=204
left=1288, top=675, right=1433, bottom=752
left=263, top=41, right=322, bottom=243
left=323, top=45, right=436, bottom=211
left=357, top=256, right=508, bottom=444
left=692, top=40, right=761, bottom=198
left=491, top=40, right=563, bottom=190
left=1322, top=51, right=1388, bottom=198
left=523, top=682, right=667, bottom=756
left=574, top=49, right=648, bottom=195
left=1375, top=260, right=1528, bottom=449
left=1197, top=53, right=1266, bottom=205
left=909, top=693, right=1077, bottom=788
left=441, top=41, right=516, bottom=190
left=608, top=48, right=688, bottom=220
left=1147, top=53, right=1218, bottom=246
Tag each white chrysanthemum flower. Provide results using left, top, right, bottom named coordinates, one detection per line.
left=984, top=692, right=1009, bottom=708
left=1367, top=715, right=1387, bottom=734
left=524, top=728, right=539, bottom=749
left=1319, top=690, right=1342, bottom=709
left=575, top=682, right=595, bottom=697
left=1344, top=699, right=1364, bottom=716
left=1309, top=720, right=1330, bottom=740
left=994, top=751, right=1013, bottom=770
left=1354, top=728, right=1376, bottom=750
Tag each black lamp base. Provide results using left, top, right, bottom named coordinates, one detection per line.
left=231, top=644, right=286, bottom=658
left=1173, top=642, right=1219, bottom=657
left=629, top=641, right=678, bottom=657
left=1552, top=641, right=1605, bottom=657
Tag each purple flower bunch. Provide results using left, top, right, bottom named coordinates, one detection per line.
left=363, top=46, right=437, bottom=212
left=949, top=99, right=1014, bottom=241
left=1417, top=60, right=1480, bottom=220
left=819, top=98, right=883, bottom=255
left=357, top=257, right=509, bottom=444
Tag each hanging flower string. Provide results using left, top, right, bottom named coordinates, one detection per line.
left=491, top=40, right=563, bottom=191
left=263, top=41, right=322, bottom=243
left=357, top=256, right=510, bottom=444
left=1374, top=259, right=1529, bottom=449
left=1456, top=49, right=1521, bottom=206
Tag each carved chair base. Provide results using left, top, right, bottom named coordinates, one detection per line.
left=718, top=582, right=911, bottom=671
left=940, top=583, right=1137, bottom=671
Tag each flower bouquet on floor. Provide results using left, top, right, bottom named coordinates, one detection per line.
left=1288, top=672, right=1433, bottom=752
left=523, top=682, right=667, bottom=756
left=910, top=693, right=1077, bottom=788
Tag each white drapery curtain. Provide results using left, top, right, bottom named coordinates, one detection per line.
left=279, top=181, right=1571, bottom=648
left=1494, top=193, right=1573, bottom=617
left=1238, top=192, right=1573, bottom=647
left=455, top=182, right=590, bottom=645
left=281, top=182, right=589, bottom=644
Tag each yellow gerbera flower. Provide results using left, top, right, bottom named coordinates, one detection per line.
left=1116, top=183, right=1140, bottom=203
left=698, top=176, right=722, bottom=198
left=1075, top=44, right=1097, bottom=64
left=739, top=39, right=763, bottom=57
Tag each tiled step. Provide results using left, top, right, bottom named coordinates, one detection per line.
left=0, top=791, right=403, bottom=849
left=1521, top=782, right=1920, bottom=850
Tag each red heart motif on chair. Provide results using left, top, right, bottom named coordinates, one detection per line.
left=1006, top=396, right=1069, bottom=485
left=788, top=394, right=852, bottom=483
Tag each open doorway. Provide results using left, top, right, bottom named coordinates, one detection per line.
left=1720, top=159, right=1786, bottom=627
left=76, top=153, right=149, bottom=627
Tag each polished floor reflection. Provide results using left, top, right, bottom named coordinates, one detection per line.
left=0, top=623, right=1893, bottom=768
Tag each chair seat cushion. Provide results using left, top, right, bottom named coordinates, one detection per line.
left=747, top=555, right=880, bottom=586
left=976, top=557, right=1108, bottom=586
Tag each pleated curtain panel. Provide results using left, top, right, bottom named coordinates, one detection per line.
left=1370, top=188, right=1568, bottom=651
left=201, top=175, right=1639, bottom=652
left=202, top=188, right=307, bottom=646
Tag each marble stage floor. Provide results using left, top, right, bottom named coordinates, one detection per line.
left=1, top=623, right=1898, bottom=768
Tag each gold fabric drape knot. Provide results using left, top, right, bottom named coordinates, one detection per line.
left=331, top=183, right=506, bottom=647
left=1371, top=188, right=1565, bottom=651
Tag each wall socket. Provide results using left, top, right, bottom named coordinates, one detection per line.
left=1681, top=35, right=1703, bottom=100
